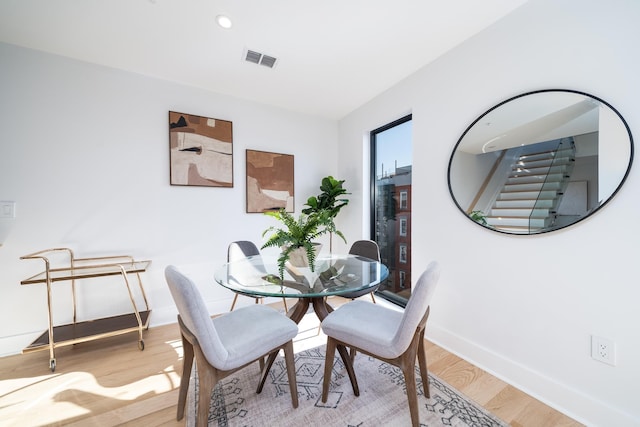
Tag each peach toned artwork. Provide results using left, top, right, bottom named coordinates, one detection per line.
left=169, top=111, right=233, bottom=187
left=246, top=150, right=294, bottom=213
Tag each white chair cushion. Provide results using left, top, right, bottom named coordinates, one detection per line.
left=213, top=304, right=298, bottom=370
left=321, top=300, right=404, bottom=359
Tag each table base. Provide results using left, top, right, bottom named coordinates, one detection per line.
left=257, top=297, right=359, bottom=396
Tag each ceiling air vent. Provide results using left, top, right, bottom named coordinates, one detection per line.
left=244, top=49, right=277, bottom=68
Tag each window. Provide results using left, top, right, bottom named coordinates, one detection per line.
left=399, top=244, right=407, bottom=263
left=400, top=191, right=408, bottom=209
left=370, top=114, right=412, bottom=306
left=399, top=217, right=407, bottom=236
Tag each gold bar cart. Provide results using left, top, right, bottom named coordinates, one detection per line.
left=20, top=248, right=151, bottom=372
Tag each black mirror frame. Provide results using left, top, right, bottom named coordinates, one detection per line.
left=448, top=89, right=634, bottom=235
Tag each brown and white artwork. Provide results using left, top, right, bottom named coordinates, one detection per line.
left=246, top=150, right=294, bottom=213
left=169, top=111, right=233, bottom=187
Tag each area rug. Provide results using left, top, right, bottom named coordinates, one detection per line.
left=186, top=345, right=507, bottom=427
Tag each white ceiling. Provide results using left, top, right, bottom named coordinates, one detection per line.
left=0, top=0, right=528, bottom=120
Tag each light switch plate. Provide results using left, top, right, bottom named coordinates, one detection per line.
left=0, top=201, right=16, bottom=218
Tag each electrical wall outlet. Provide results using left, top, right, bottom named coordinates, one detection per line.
left=591, top=335, right=616, bottom=366
left=0, top=201, right=15, bottom=218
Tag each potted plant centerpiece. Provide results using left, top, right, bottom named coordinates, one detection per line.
left=261, top=207, right=346, bottom=279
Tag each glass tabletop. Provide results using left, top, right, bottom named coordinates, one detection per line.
left=214, top=254, right=389, bottom=298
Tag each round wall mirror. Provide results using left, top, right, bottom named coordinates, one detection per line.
left=448, top=89, right=634, bottom=235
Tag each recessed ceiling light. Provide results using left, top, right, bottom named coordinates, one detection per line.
left=216, top=15, right=232, bottom=29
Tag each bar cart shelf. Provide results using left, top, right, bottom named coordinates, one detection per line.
left=20, top=248, right=152, bottom=372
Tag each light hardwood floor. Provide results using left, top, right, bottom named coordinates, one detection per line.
left=0, top=297, right=582, bottom=426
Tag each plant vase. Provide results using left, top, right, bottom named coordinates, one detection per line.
left=283, top=243, right=322, bottom=268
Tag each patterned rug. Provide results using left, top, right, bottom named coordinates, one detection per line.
left=186, top=344, right=507, bottom=426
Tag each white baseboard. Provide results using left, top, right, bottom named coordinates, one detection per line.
left=426, top=322, right=637, bottom=427
left=0, top=332, right=41, bottom=358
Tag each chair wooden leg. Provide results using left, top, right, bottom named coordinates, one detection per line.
left=176, top=332, right=194, bottom=421
left=400, top=332, right=422, bottom=427
left=256, top=350, right=279, bottom=393
left=322, top=337, right=337, bottom=402
left=370, top=292, right=376, bottom=303
left=283, top=341, right=299, bottom=408
left=282, top=297, right=288, bottom=312
left=229, top=293, right=239, bottom=311
left=197, top=363, right=217, bottom=427
left=417, top=332, right=430, bottom=398
left=336, top=343, right=359, bottom=396
left=401, top=359, right=420, bottom=427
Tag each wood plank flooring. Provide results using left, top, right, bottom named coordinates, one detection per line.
left=0, top=297, right=582, bottom=426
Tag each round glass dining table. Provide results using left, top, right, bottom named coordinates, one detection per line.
left=214, top=253, right=389, bottom=323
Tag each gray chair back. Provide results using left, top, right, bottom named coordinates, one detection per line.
left=393, top=261, right=440, bottom=352
left=165, top=265, right=229, bottom=368
left=348, top=240, right=380, bottom=261
left=228, top=240, right=261, bottom=261
left=341, top=240, right=382, bottom=300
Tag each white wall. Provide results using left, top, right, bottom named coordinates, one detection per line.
left=0, top=42, right=338, bottom=354
left=338, top=0, right=639, bottom=426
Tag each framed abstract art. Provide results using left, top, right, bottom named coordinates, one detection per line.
left=246, top=149, right=294, bottom=213
left=169, top=111, right=233, bottom=187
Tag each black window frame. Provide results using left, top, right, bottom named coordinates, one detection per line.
left=369, top=113, right=412, bottom=307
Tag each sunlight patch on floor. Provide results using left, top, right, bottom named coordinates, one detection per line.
left=0, top=368, right=181, bottom=425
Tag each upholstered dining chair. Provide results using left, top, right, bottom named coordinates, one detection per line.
left=165, top=265, right=299, bottom=425
left=327, top=240, right=382, bottom=355
left=339, top=240, right=381, bottom=303
left=228, top=240, right=288, bottom=312
left=320, top=261, right=441, bottom=427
